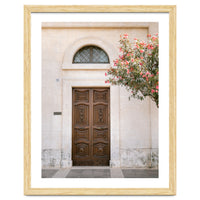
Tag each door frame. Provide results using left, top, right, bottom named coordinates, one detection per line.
left=61, top=78, right=120, bottom=168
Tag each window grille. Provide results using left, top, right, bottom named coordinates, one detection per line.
left=73, top=46, right=109, bottom=63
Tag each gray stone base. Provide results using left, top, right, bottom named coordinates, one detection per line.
left=42, top=149, right=61, bottom=168
left=120, top=148, right=158, bottom=168
left=42, top=148, right=158, bottom=169
left=151, top=149, right=159, bottom=168
left=42, top=149, right=73, bottom=169
left=110, top=160, right=120, bottom=168
left=61, top=160, right=72, bottom=168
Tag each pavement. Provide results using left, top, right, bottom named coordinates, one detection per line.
left=42, top=167, right=158, bottom=178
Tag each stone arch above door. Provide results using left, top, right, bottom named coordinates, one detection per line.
left=61, top=37, right=118, bottom=70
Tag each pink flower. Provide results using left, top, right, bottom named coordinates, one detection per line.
left=152, top=36, right=157, bottom=41
left=123, top=33, right=128, bottom=39
left=134, top=38, right=137, bottom=40
left=127, top=69, right=130, bottom=74
left=114, top=59, right=119, bottom=66
left=147, top=34, right=151, bottom=37
left=119, top=48, right=122, bottom=52
left=156, top=90, right=158, bottom=93
left=127, top=54, right=130, bottom=56
left=142, top=75, right=146, bottom=78
left=156, top=85, right=159, bottom=89
left=157, top=71, right=159, bottom=75
left=105, top=80, right=109, bottom=84
left=140, top=56, right=144, bottom=59
left=126, top=65, right=129, bottom=68
left=105, top=72, right=107, bottom=76
left=139, top=62, right=143, bottom=66
left=131, top=58, right=134, bottom=62
left=151, top=89, right=155, bottom=93
left=140, top=49, right=144, bottom=53
left=140, top=72, right=143, bottom=75
left=125, top=60, right=129, bottom=65
left=155, top=33, right=158, bottom=36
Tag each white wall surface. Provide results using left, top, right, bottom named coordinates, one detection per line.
left=0, top=0, right=200, bottom=199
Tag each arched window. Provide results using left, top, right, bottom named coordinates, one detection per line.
left=73, top=46, right=109, bottom=64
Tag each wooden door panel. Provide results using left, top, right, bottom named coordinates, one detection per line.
left=93, top=89, right=109, bottom=103
left=93, top=104, right=108, bottom=126
left=74, top=104, right=89, bottom=127
left=74, top=128, right=89, bottom=141
left=72, top=88, right=110, bottom=166
left=93, top=143, right=109, bottom=156
left=92, top=89, right=109, bottom=166
left=74, top=89, right=89, bottom=102
left=93, top=128, right=108, bottom=141
left=75, top=143, right=89, bottom=157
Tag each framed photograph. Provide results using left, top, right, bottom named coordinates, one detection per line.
left=24, top=5, right=176, bottom=195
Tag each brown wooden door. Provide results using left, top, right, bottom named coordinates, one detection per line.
left=72, top=88, right=110, bottom=166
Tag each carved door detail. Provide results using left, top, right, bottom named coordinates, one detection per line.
left=72, top=88, right=110, bottom=166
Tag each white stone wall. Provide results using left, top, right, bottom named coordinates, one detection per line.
left=42, top=22, right=158, bottom=169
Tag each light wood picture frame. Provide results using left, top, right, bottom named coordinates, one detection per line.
left=24, top=5, right=176, bottom=195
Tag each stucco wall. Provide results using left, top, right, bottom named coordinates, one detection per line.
left=42, top=22, right=158, bottom=168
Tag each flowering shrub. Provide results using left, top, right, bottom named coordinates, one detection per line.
left=105, top=33, right=159, bottom=107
